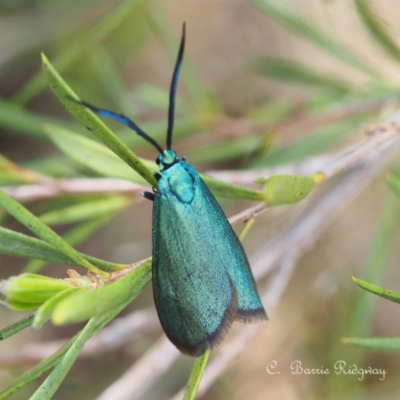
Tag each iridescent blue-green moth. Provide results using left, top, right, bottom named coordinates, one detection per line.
left=74, top=24, right=267, bottom=356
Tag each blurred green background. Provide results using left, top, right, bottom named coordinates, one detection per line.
left=1, top=0, right=400, bottom=399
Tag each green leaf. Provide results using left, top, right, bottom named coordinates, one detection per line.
left=3, top=273, right=70, bottom=311
left=352, top=277, right=400, bottom=304
left=255, top=174, right=315, bottom=205
left=0, top=333, right=80, bottom=400
left=201, top=174, right=265, bottom=201
left=255, top=58, right=350, bottom=92
left=0, top=226, right=127, bottom=272
left=29, top=318, right=100, bottom=400
left=0, top=315, right=34, bottom=340
left=89, top=46, right=127, bottom=111
left=238, top=218, right=256, bottom=242
left=0, top=154, right=39, bottom=185
left=0, top=99, right=76, bottom=139
left=24, top=212, right=122, bottom=273
left=33, top=288, right=81, bottom=328
left=52, top=260, right=152, bottom=325
left=41, top=54, right=158, bottom=187
left=249, top=0, right=380, bottom=78
left=0, top=190, right=109, bottom=278
left=349, top=190, right=400, bottom=337
left=183, top=349, right=210, bottom=400
left=44, top=124, right=156, bottom=183
left=354, top=0, right=400, bottom=63
left=0, top=293, right=133, bottom=399
left=342, top=337, right=400, bottom=352
left=38, top=196, right=131, bottom=226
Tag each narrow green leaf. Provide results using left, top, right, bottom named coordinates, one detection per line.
left=38, top=196, right=131, bottom=226
left=352, top=277, right=400, bottom=304
left=0, top=226, right=127, bottom=272
left=238, top=218, right=256, bottom=241
left=183, top=349, right=210, bottom=400
left=342, top=337, right=400, bottom=352
left=349, top=190, right=400, bottom=337
left=0, top=293, right=134, bottom=399
left=52, top=260, right=152, bottom=325
left=4, top=273, right=70, bottom=307
left=255, top=58, right=350, bottom=92
left=354, top=0, right=400, bottom=63
left=0, top=334, right=79, bottom=400
left=0, top=99, right=76, bottom=139
left=202, top=175, right=265, bottom=201
left=44, top=124, right=156, bottom=183
left=24, top=212, right=122, bottom=273
left=0, top=189, right=109, bottom=278
left=249, top=0, right=380, bottom=78
left=41, top=54, right=158, bottom=187
left=89, top=46, right=127, bottom=111
left=0, top=315, right=34, bottom=340
left=22, top=154, right=82, bottom=178
left=6, top=300, right=44, bottom=312
left=29, top=317, right=100, bottom=400
left=0, top=154, right=38, bottom=185
left=33, top=288, right=82, bottom=328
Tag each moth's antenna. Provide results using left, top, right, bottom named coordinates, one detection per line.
left=71, top=98, right=164, bottom=154
left=166, top=23, right=186, bottom=150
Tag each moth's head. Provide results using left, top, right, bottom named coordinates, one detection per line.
left=156, top=149, right=179, bottom=171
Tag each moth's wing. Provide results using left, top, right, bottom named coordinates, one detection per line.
left=198, top=179, right=268, bottom=323
left=152, top=189, right=238, bottom=357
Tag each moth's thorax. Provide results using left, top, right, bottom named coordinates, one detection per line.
left=157, top=161, right=197, bottom=204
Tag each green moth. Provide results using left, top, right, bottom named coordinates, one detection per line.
left=74, top=24, right=267, bottom=356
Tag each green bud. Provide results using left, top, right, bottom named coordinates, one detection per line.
left=1, top=273, right=70, bottom=311
left=255, top=174, right=315, bottom=205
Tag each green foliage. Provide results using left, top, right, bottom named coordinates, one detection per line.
left=344, top=277, right=400, bottom=352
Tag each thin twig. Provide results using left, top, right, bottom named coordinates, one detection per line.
left=95, top=336, right=179, bottom=400
left=2, top=178, right=147, bottom=202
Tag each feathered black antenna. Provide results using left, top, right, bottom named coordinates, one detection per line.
left=166, top=23, right=186, bottom=150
